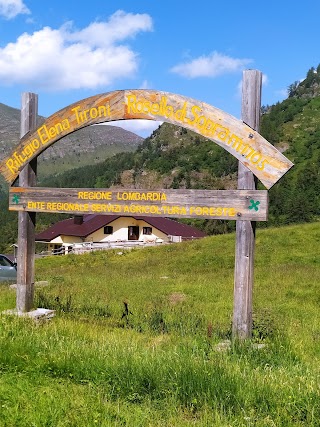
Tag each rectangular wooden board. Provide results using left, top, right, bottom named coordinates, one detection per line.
left=9, top=187, right=268, bottom=221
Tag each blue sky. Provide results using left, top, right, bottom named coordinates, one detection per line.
left=0, top=0, right=319, bottom=137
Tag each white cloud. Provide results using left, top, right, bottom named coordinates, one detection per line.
left=66, top=10, right=152, bottom=47
left=105, top=119, right=162, bottom=138
left=262, top=74, right=268, bottom=86
left=170, top=51, right=252, bottom=79
left=0, top=10, right=153, bottom=90
left=0, top=0, right=30, bottom=19
left=139, top=79, right=150, bottom=89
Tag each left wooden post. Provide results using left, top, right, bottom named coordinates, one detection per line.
left=16, top=93, right=38, bottom=313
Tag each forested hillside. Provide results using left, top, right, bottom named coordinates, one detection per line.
left=260, top=66, right=320, bottom=224
left=0, top=102, right=143, bottom=180
left=38, top=122, right=238, bottom=235
left=40, top=123, right=237, bottom=190
left=40, top=65, right=320, bottom=229
left=1, top=65, right=320, bottom=252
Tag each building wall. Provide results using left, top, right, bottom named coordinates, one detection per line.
left=47, top=235, right=83, bottom=254
left=44, top=218, right=172, bottom=254
left=85, top=217, right=168, bottom=243
left=50, top=235, right=83, bottom=244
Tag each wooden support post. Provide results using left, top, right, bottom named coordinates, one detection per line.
left=16, top=93, right=38, bottom=313
left=232, top=70, right=262, bottom=340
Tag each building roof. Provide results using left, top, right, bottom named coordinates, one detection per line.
left=35, top=214, right=207, bottom=241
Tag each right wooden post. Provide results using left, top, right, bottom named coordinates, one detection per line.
left=232, top=69, right=262, bottom=340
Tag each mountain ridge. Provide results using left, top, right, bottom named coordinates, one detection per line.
left=39, top=65, right=320, bottom=230
left=0, top=102, right=143, bottom=179
left=0, top=65, right=320, bottom=251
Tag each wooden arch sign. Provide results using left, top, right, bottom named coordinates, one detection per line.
left=0, top=89, right=292, bottom=188
left=3, top=78, right=293, bottom=339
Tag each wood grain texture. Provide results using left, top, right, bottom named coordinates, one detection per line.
left=233, top=70, right=261, bottom=340
left=0, top=90, right=293, bottom=188
left=16, top=92, right=38, bottom=313
left=9, top=187, right=268, bottom=221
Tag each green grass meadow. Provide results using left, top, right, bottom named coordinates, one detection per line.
left=0, top=222, right=320, bottom=426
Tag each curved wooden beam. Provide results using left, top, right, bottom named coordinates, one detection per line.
left=0, top=90, right=293, bottom=188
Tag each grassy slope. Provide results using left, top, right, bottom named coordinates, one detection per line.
left=36, top=141, right=138, bottom=178
left=0, top=222, right=320, bottom=426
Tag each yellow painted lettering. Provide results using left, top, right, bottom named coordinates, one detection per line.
left=215, top=125, right=230, bottom=142
left=83, top=109, right=90, bottom=120
left=188, top=105, right=201, bottom=125
left=136, top=101, right=144, bottom=113
left=22, top=144, right=34, bottom=158
left=244, top=147, right=256, bottom=159
left=98, top=105, right=107, bottom=117
left=165, top=105, right=174, bottom=118
left=32, top=138, right=40, bottom=150
left=195, top=115, right=208, bottom=133
left=72, top=106, right=82, bottom=124
left=62, top=119, right=69, bottom=130
left=90, top=107, right=98, bottom=119
left=48, top=126, right=57, bottom=138
left=151, top=103, right=160, bottom=114
left=143, top=101, right=152, bottom=113
left=159, top=96, right=167, bottom=115
left=202, top=207, right=209, bottom=216
left=228, top=134, right=244, bottom=151
left=6, top=159, right=19, bottom=173
left=257, top=158, right=269, bottom=171
left=13, top=152, right=23, bottom=165
left=126, top=94, right=137, bottom=113
left=37, top=125, right=49, bottom=144
left=54, top=122, right=63, bottom=134
left=174, top=102, right=187, bottom=122
left=250, top=152, right=262, bottom=164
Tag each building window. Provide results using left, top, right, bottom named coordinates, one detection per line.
left=143, top=227, right=152, bottom=235
left=104, top=226, right=113, bottom=235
